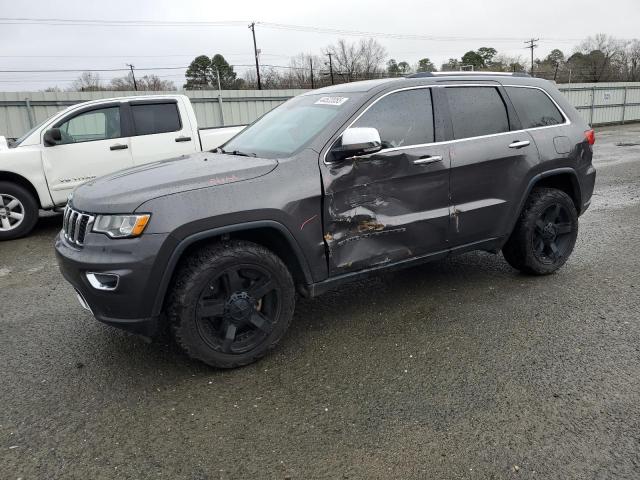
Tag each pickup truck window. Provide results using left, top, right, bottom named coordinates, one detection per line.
left=353, top=89, right=434, bottom=149
left=131, top=103, right=181, bottom=136
left=505, top=86, right=565, bottom=129
left=222, top=93, right=359, bottom=159
left=446, top=87, right=509, bottom=140
left=58, top=107, right=121, bottom=144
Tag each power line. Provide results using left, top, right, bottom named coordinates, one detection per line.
left=0, top=63, right=330, bottom=75
left=0, top=16, right=591, bottom=43
left=0, top=17, right=247, bottom=27
left=0, top=53, right=289, bottom=59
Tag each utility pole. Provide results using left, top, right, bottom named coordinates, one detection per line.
left=326, top=53, right=334, bottom=85
left=309, top=57, right=315, bottom=89
left=524, top=38, right=539, bottom=76
left=248, top=22, right=261, bottom=90
left=126, top=63, right=138, bottom=91
left=214, top=66, right=225, bottom=126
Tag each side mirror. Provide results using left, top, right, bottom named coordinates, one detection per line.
left=331, top=127, right=382, bottom=161
left=43, top=128, right=62, bottom=146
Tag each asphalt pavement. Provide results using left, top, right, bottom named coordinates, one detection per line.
left=1, top=124, right=639, bottom=479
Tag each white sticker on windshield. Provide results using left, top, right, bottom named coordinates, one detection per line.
left=315, top=96, right=349, bottom=106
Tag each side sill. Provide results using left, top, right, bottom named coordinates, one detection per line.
left=302, top=237, right=501, bottom=298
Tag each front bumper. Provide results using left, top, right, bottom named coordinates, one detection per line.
left=55, top=230, right=174, bottom=337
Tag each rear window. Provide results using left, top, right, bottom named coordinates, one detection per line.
left=131, top=103, right=181, bottom=136
left=446, top=87, right=509, bottom=140
left=506, top=86, right=565, bottom=129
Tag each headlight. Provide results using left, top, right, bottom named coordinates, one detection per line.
left=93, top=214, right=150, bottom=238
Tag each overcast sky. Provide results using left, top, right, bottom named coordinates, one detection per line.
left=0, top=0, right=638, bottom=91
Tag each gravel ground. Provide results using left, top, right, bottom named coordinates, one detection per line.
left=1, top=124, right=639, bottom=480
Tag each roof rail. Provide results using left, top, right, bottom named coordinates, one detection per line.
left=407, top=71, right=530, bottom=78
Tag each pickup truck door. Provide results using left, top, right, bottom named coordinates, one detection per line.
left=42, top=103, right=133, bottom=206
left=127, top=99, right=199, bottom=165
left=443, top=85, right=539, bottom=247
left=320, top=87, right=451, bottom=274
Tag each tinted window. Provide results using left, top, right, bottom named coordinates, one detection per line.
left=353, top=89, right=434, bottom=148
left=131, top=103, right=181, bottom=136
left=506, top=86, right=565, bottom=128
left=446, top=87, right=509, bottom=139
left=58, top=107, right=121, bottom=144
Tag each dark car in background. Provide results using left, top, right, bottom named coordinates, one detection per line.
left=55, top=72, right=596, bottom=368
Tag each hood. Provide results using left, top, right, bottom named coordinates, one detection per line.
left=71, top=151, right=278, bottom=213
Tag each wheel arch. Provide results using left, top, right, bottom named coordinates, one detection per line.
left=152, top=220, right=314, bottom=317
left=530, top=170, right=582, bottom=214
left=0, top=171, right=42, bottom=208
left=503, top=168, right=582, bottom=247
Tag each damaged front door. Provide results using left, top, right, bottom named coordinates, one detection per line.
left=320, top=87, right=451, bottom=274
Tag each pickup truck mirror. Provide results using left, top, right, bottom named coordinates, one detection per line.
left=331, top=127, right=382, bottom=161
left=43, top=128, right=62, bottom=146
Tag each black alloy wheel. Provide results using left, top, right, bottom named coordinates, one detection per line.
left=195, top=264, right=280, bottom=355
left=502, top=187, right=579, bottom=275
left=532, top=203, right=575, bottom=264
left=168, top=240, right=295, bottom=368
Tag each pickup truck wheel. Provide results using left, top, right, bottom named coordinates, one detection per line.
left=0, top=182, right=39, bottom=241
left=502, top=187, right=578, bottom=275
left=168, top=240, right=295, bottom=369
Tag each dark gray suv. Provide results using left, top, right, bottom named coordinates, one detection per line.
left=55, top=72, right=596, bottom=368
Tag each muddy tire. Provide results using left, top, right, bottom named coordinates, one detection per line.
left=0, top=182, right=39, bottom=241
left=167, top=240, right=295, bottom=369
left=502, top=187, right=579, bottom=275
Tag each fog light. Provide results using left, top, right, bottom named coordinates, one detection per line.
left=86, top=272, right=119, bottom=291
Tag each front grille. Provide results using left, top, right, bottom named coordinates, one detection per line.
left=62, top=206, right=95, bottom=246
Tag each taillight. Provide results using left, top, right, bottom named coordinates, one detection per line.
left=585, top=129, right=595, bottom=145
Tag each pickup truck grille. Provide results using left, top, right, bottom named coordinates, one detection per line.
left=62, top=206, right=95, bottom=246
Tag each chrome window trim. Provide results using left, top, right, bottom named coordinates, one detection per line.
left=323, top=83, right=571, bottom=164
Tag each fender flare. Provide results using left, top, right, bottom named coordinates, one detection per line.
left=506, top=167, right=582, bottom=238
left=151, top=220, right=314, bottom=317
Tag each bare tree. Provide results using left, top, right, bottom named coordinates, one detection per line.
left=325, top=39, right=361, bottom=82
left=71, top=72, right=104, bottom=91
left=359, top=38, right=387, bottom=78
left=571, top=33, right=624, bottom=82
left=620, top=39, right=640, bottom=81
left=288, top=53, right=324, bottom=88
left=110, top=73, right=175, bottom=91
left=324, top=38, right=387, bottom=82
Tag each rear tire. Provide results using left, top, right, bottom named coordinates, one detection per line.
left=167, top=240, right=295, bottom=369
left=502, top=187, right=578, bottom=275
left=0, top=182, right=39, bottom=241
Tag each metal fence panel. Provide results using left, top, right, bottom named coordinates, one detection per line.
left=1, top=83, right=640, bottom=140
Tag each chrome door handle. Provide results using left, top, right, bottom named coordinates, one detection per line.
left=413, top=155, right=443, bottom=165
left=508, top=140, right=530, bottom=149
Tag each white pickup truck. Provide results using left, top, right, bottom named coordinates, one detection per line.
left=0, top=94, right=244, bottom=239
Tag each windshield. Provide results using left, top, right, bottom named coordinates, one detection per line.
left=221, top=93, right=358, bottom=159
left=10, top=111, right=61, bottom=148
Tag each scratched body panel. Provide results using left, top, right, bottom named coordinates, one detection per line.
left=321, top=147, right=450, bottom=273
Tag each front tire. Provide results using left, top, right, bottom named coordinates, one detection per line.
left=167, top=240, right=295, bottom=369
left=0, top=182, right=39, bottom=241
left=502, top=187, right=579, bottom=275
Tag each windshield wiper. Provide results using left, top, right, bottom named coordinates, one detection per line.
left=228, top=150, right=256, bottom=157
